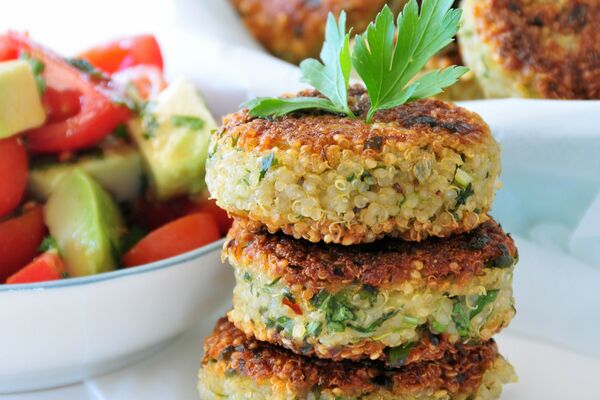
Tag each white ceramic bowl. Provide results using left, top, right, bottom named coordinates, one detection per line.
left=0, top=239, right=227, bottom=393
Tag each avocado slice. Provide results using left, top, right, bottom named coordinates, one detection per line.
left=29, top=144, right=143, bottom=202
left=45, top=169, right=125, bottom=277
left=0, top=60, right=46, bottom=138
left=127, top=78, right=217, bottom=200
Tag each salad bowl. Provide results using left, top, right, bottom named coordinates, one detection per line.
left=0, top=239, right=229, bottom=393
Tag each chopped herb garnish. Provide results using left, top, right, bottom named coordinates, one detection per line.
left=387, top=342, right=414, bottom=367
left=431, top=320, right=448, bottom=334
left=111, top=95, right=138, bottom=112
left=350, top=310, right=398, bottom=333
left=453, top=182, right=474, bottom=210
left=266, top=316, right=293, bottom=333
left=453, top=167, right=473, bottom=189
left=66, top=58, right=109, bottom=80
left=243, top=0, right=467, bottom=122
left=452, top=302, right=471, bottom=336
left=259, top=152, right=277, bottom=181
left=283, top=288, right=295, bottom=302
left=357, top=285, right=378, bottom=306
left=400, top=315, right=420, bottom=327
left=38, top=236, right=58, bottom=253
left=171, top=115, right=205, bottom=130
left=267, top=276, right=282, bottom=287
left=469, top=290, right=499, bottom=320
left=452, top=290, right=499, bottom=336
left=112, top=123, right=129, bottom=140
left=60, top=272, right=70, bottom=279
left=141, top=103, right=159, bottom=139
left=312, top=290, right=357, bottom=333
left=20, top=52, right=46, bottom=93
left=242, top=271, right=253, bottom=282
left=306, top=321, right=323, bottom=337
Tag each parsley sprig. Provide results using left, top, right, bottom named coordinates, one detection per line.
left=245, top=12, right=353, bottom=118
left=244, top=0, right=468, bottom=123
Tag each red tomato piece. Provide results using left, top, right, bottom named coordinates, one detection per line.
left=5, top=251, right=66, bottom=284
left=0, top=34, right=18, bottom=60
left=283, top=298, right=303, bottom=315
left=131, top=197, right=184, bottom=231
left=123, top=213, right=220, bottom=267
left=78, top=34, right=163, bottom=74
left=0, top=137, right=28, bottom=218
left=197, top=199, right=233, bottom=236
left=42, top=87, right=82, bottom=122
left=0, top=32, right=131, bottom=153
left=0, top=206, right=47, bottom=281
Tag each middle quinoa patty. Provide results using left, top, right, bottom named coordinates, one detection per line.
left=206, top=86, right=501, bottom=245
left=224, top=218, right=518, bottom=364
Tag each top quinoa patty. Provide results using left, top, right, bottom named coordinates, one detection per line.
left=206, top=86, right=501, bottom=244
left=230, top=0, right=406, bottom=64
left=459, top=0, right=600, bottom=99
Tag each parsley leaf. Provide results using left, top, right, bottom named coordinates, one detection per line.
left=353, top=1, right=465, bottom=122
left=387, top=342, right=414, bottom=367
left=299, top=11, right=354, bottom=117
left=20, top=52, right=46, bottom=94
left=452, top=290, right=499, bottom=336
left=38, top=236, right=58, bottom=253
left=244, top=12, right=354, bottom=118
left=66, top=58, right=109, bottom=80
left=453, top=182, right=474, bottom=211
left=244, top=97, right=344, bottom=118
left=259, top=152, right=277, bottom=181
left=244, top=0, right=466, bottom=121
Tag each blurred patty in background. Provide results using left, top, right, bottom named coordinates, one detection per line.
left=231, top=0, right=600, bottom=100
left=230, top=0, right=406, bottom=64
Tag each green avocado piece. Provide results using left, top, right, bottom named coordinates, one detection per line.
left=28, top=144, right=143, bottom=201
left=45, top=169, right=125, bottom=277
left=0, top=60, right=46, bottom=138
left=128, top=78, right=217, bottom=200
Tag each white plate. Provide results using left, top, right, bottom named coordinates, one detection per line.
left=4, top=272, right=598, bottom=400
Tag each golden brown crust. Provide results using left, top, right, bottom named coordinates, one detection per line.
left=203, top=317, right=499, bottom=398
left=221, top=86, right=492, bottom=154
left=225, top=217, right=517, bottom=291
left=470, top=0, right=600, bottom=99
left=257, top=324, right=472, bottom=366
left=230, top=0, right=405, bottom=64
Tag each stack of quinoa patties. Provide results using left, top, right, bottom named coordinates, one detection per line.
left=199, top=86, right=518, bottom=400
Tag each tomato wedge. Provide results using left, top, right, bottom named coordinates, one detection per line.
left=0, top=32, right=130, bottom=153
left=196, top=199, right=232, bottom=236
left=0, top=137, right=28, bottom=218
left=6, top=251, right=66, bottom=284
left=0, top=206, right=47, bottom=281
left=123, top=213, right=220, bottom=267
left=78, top=34, right=164, bottom=74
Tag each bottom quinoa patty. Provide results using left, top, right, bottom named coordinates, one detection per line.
left=198, top=318, right=516, bottom=400
left=224, top=218, right=517, bottom=364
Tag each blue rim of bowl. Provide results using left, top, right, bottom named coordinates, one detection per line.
left=0, top=238, right=225, bottom=293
